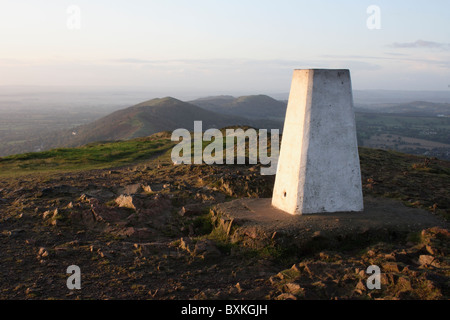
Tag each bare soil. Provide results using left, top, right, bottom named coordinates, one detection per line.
left=0, top=152, right=449, bottom=300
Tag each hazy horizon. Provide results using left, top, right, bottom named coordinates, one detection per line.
left=1, top=86, right=450, bottom=111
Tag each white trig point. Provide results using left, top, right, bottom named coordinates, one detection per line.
left=272, top=69, right=363, bottom=215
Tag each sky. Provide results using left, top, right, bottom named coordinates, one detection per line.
left=0, top=0, right=449, bottom=95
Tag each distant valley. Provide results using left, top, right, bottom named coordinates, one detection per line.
left=356, top=101, right=450, bottom=117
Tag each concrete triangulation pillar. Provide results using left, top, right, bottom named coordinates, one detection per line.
left=272, top=69, right=363, bottom=215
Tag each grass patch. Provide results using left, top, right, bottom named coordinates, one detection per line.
left=206, top=227, right=239, bottom=255
left=0, top=138, right=175, bottom=177
left=191, top=214, right=214, bottom=236
left=406, top=231, right=423, bottom=244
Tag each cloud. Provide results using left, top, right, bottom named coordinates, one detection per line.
left=114, top=58, right=154, bottom=64
left=0, top=58, right=36, bottom=66
left=112, top=57, right=381, bottom=71
left=321, top=53, right=450, bottom=69
left=389, top=39, right=450, bottom=50
left=383, top=52, right=409, bottom=57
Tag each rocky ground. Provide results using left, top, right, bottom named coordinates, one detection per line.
left=0, top=149, right=449, bottom=300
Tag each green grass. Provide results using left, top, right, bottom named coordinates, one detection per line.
left=0, top=130, right=269, bottom=177
left=0, top=138, right=175, bottom=176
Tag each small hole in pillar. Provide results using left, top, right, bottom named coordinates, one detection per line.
left=283, top=192, right=287, bottom=198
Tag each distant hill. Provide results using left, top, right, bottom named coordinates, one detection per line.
left=2, top=97, right=282, bottom=156
left=191, top=94, right=450, bottom=119
left=353, top=90, right=450, bottom=106
left=269, top=90, right=450, bottom=105
left=190, top=94, right=287, bottom=121
left=42, top=97, right=260, bottom=149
